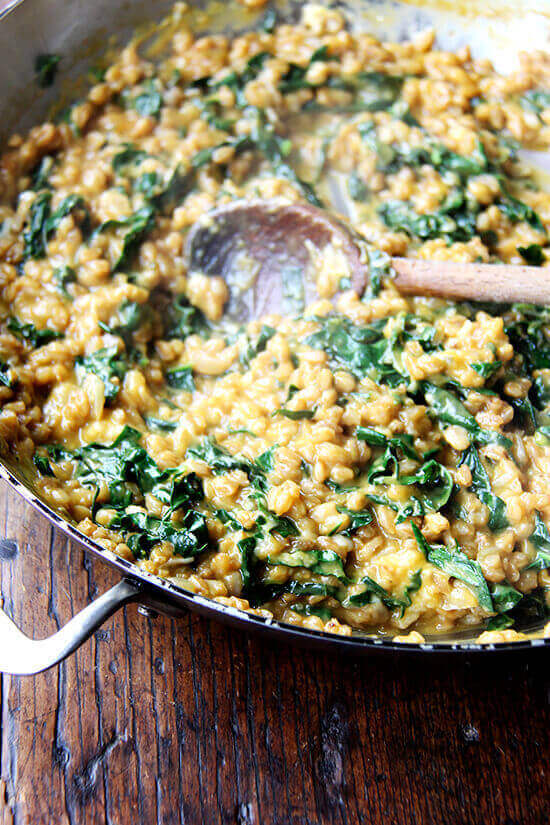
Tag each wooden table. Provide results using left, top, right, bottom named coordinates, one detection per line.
left=0, top=480, right=548, bottom=825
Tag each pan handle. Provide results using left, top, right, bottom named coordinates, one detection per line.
left=0, top=577, right=142, bottom=675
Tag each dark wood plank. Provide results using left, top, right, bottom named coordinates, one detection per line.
left=0, top=479, right=548, bottom=825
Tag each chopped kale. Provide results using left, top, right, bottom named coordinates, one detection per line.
left=261, top=7, right=277, bottom=33
left=112, top=144, right=149, bottom=172
left=144, top=415, right=178, bottom=433
left=99, top=300, right=151, bottom=348
left=412, top=524, right=493, bottom=612
left=499, top=196, right=546, bottom=234
left=75, top=346, right=128, bottom=404
left=471, top=360, right=502, bottom=379
left=31, top=155, right=55, bottom=190
left=33, top=452, right=55, bottom=476
left=130, top=79, right=163, bottom=118
left=356, top=427, right=419, bottom=459
left=240, top=324, right=276, bottom=366
left=278, top=46, right=331, bottom=94
left=0, top=359, right=16, bottom=389
left=343, top=569, right=420, bottom=614
left=290, top=603, right=332, bottom=621
left=53, top=265, right=77, bottom=298
left=520, top=88, right=550, bottom=117
left=7, top=317, right=63, bottom=348
left=95, top=204, right=156, bottom=272
left=23, top=192, right=89, bottom=260
left=255, top=445, right=277, bottom=473
left=526, top=511, right=550, bottom=570
left=273, top=408, right=316, bottom=420
left=379, top=197, right=479, bottom=244
left=35, top=53, right=60, bottom=87
left=422, top=383, right=511, bottom=449
left=267, top=548, right=347, bottom=581
left=165, top=366, right=195, bottom=392
left=348, top=170, right=369, bottom=201
left=110, top=507, right=208, bottom=560
left=334, top=505, right=373, bottom=536
left=518, top=243, right=545, bottom=265
left=460, top=446, right=509, bottom=532
left=163, top=295, right=209, bottom=340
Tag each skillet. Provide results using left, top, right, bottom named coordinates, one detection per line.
left=0, top=0, right=548, bottom=673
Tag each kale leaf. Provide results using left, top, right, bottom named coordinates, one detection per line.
left=412, top=523, right=493, bottom=612
left=165, top=366, right=195, bottom=392
left=460, top=446, right=509, bottom=532
left=35, top=54, right=61, bottom=87
left=75, top=346, right=128, bottom=404
left=7, top=317, right=63, bottom=348
left=526, top=511, right=550, bottom=570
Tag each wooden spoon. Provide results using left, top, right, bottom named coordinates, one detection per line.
left=185, top=199, right=549, bottom=321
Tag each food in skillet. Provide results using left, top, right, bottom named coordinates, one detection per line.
left=0, top=2, right=549, bottom=642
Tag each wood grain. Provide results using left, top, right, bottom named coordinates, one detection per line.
left=0, top=479, right=548, bottom=825
left=392, top=257, right=550, bottom=306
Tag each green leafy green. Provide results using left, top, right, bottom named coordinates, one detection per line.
left=505, top=304, right=550, bottom=376
left=110, top=506, right=208, bottom=560
left=165, top=366, right=195, bottom=392
left=144, top=415, right=177, bottom=433
left=356, top=427, right=419, bottom=459
left=290, top=603, right=332, bottom=621
left=520, top=88, right=550, bottom=115
left=255, top=445, right=277, bottom=473
left=490, top=582, right=523, bottom=614
left=23, top=192, right=89, bottom=260
left=334, top=505, right=373, bottom=536
left=499, top=196, right=546, bottom=234
left=75, top=346, right=128, bottom=404
left=163, top=295, right=209, bottom=340
left=518, top=244, right=545, bottom=265
left=267, top=548, right=347, bottom=581
left=261, top=7, right=277, bottom=33
left=306, top=72, right=404, bottom=113
left=241, top=324, right=276, bottom=367
left=0, top=360, right=16, bottom=388
left=273, top=408, right=316, bottom=420
left=237, top=533, right=261, bottom=591
left=31, top=155, right=54, bottom=190
left=379, top=197, right=479, bottom=244
left=99, top=300, right=150, bottom=348
left=397, top=459, right=454, bottom=513
left=95, top=204, right=156, bottom=272
left=278, top=46, right=331, bottom=94
left=49, top=425, right=164, bottom=507
left=526, top=511, right=550, bottom=570
left=348, top=171, right=369, bottom=201
left=33, top=452, right=55, bottom=476
left=53, top=265, right=77, bottom=298
left=343, top=569, right=421, bottom=615
left=460, top=446, right=509, bottom=531
left=112, top=144, right=149, bottom=172
left=7, top=317, right=63, bottom=348
left=35, top=53, right=60, bottom=87
left=471, top=360, right=502, bottom=379
left=130, top=79, right=163, bottom=118
left=422, top=383, right=511, bottom=448
left=412, top=524, right=493, bottom=612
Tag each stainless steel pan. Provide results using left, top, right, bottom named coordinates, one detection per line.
left=0, top=0, right=548, bottom=673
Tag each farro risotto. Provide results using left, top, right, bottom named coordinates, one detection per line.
left=1, top=1, right=550, bottom=643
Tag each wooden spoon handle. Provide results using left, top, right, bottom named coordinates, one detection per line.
left=392, top=257, right=550, bottom=306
